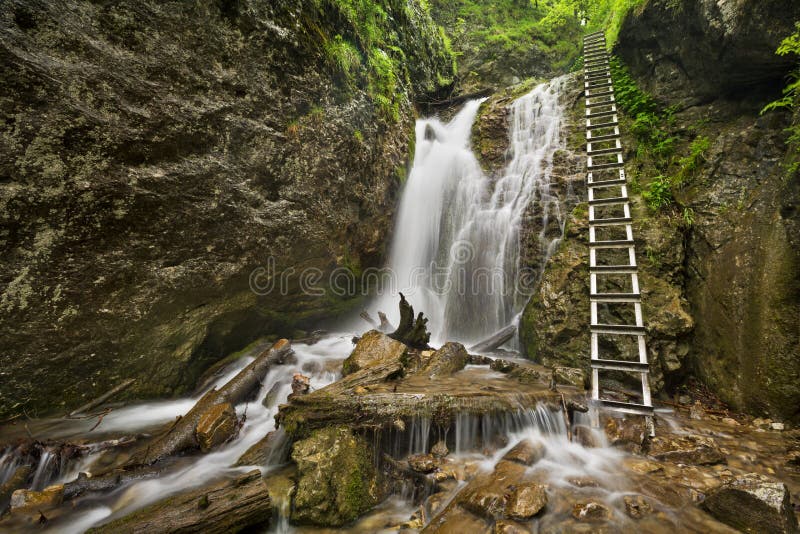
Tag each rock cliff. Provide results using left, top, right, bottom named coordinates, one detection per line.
left=0, top=0, right=454, bottom=418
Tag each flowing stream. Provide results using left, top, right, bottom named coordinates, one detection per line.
left=0, top=79, right=612, bottom=533
left=376, top=77, right=568, bottom=344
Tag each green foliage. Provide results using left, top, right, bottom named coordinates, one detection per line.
left=642, top=175, right=673, bottom=210
left=609, top=57, right=658, bottom=116
left=674, top=135, right=711, bottom=186
left=325, top=35, right=362, bottom=83
left=681, top=206, right=695, bottom=227
left=581, top=0, right=646, bottom=47
left=761, top=22, right=800, bottom=176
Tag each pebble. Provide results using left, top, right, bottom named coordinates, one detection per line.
left=722, top=417, right=739, bottom=426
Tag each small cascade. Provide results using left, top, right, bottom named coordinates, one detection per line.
left=377, top=78, right=568, bottom=344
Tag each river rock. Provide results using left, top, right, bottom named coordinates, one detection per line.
left=649, top=435, right=725, bottom=465
left=408, top=454, right=439, bottom=474
left=504, top=482, right=547, bottom=520
left=195, top=402, right=237, bottom=452
left=604, top=416, right=647, bottom=454
left=10, top=484, right=64, bottom=520
left=342, top=330, right=408, bottom=376
left=431, top=440, right=449, bottom=458
left=553, top=367, right=585, bottom=388
left=290, top=374, right=310, bottom=396
left=459, top=460, right=528, bottom=519
left=623, top=494, right=653, bottom=519
left=423, top=342, right=469, bottom=378
left=494, top=519, right=532, bottom=534
left=572, top=501, right=611, bottom=522
left=502, top=439, right=545, bottom=466
left=290, top=425, right=384, bottom=526
left=262, top=381, right=285, bottom=409
left=702, top=473, right=799, bottom=533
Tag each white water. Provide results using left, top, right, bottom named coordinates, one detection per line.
left=376, top=78, right=568, bottom=344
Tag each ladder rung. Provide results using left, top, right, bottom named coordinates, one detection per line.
left=588, top=196, right=627, bottom=206
left=587, top=177, right=626, bottom=187
left=584, top=45, right=606, bottom=53
left=590, top=293, right=641, bottom=303
left=584, top=51, right=607, bottom=60
left=589, top=239, right=635, bottom=248
left=590, top=264, right=637, bottom=273
left=591, top=359, right=649, bottom=372
left=586, top=109, right=617, bottom=120
left=587, top=146, right=622, bottom=156
left=586, top=120, right=618, bottom=131
left=589, top=217, right=633, bottom=226
left=586, top=79, right=611, bottom=88
left=590, top=324, right=646, bottom=335
left=585, top=89, right=614, bottom=99
left=588, top=161, right=623, bottom=170
left=596, top=399, right=653, bottom=416
left=586, top=68, right=610, bottom=76
left=586, top=131, right=619, bottom=142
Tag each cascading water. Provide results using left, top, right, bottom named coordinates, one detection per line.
left=377, top=77, right=568, bottom=343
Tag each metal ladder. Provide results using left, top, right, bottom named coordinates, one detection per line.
left=582, top=31, right=654, bottom=434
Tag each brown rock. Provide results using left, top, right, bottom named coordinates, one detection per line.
left=195, top=402, right=237, bottom=452
left=702, top=473, right=798, bottom=534
left=604, top=416, right=647, bottom=453
left=10, top=484, right=64, bottom=520
left=341, top=330, right=408, bottom=376
left=423, top=342, right=469, bottom=377
left=408, top=454, right=438, bottom=473
left=574, top=425, right=600, bottom=448
left=504, top=482, right=547, bottom=520
left=553, top=367, right=586, bottom=388
left=649, top=435, right=725, bottom=465
left=572, top=501, right=611, bottom=522
left=502, top=439, right=545, bottom=466
left=291, top=373, right=310, bottom=396
left=494, top=519, right=532, bottom=534
left=431, top=440, right=449, bottom=458
left=623, top=494, right=652, bottom=519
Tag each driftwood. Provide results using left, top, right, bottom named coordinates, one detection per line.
left=125, top=339, right=293, bottom=467
left=0, top=465, right=31, bottom=513
left=86, top=470, right=271, bottom=534
left=468, top=325, right=517, bottom=353
left=388, top=293, right=431, bottom=349
left=68, top=379, right=136, bottom=417
left=360, top=310, right=379, bottom=329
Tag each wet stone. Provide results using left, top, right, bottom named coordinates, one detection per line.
left=623, top=494, right=653, bottom=519
left=572, top=501, right=612, bottom=522
left=431, top=440, right=449, bottom=458
left=702, top=473, right=798, bottom=534
left=494, top=519, right=532, bottom=534
left=502, top=439, right=545, bottom=466
left=10, top=484, right=64, bottom=520
left=341, top=330, right=407, bottom=376
left=408, top=454, right=438, bottom=473
left=504, top=482, right=547, bottom=520
left=649, top=435, right=726, bottom=465
left=553, top=366, right=586, bottom=388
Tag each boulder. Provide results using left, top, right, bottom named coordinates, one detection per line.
left=623, top=494, right=653, bottom=519
left=649, top=435, right=725, bottom=465
left=195, top=402, right=237, bottom=452
left=408, top=454, right=439, bottom=474
left=702, top=474, right=799, bottom=533
left=342, top=330, right=408, bottom=377
left=494, top=519, right=532, bottom=534
left=423, top=342, right=469, bottom=378
left=604, top=416, right=647, bottom=454
left=290, top=426, right=384, bottom=526
left=504, top=482, right=547, bottom=520
left=502, top=439, right=545, bottom=466
left=262, top=381, right=285, bottom=409
left=10, top=484, right=64, bottom=520
left=431, top=440, right=449, bottom=459
left=553, top=367, right=586, bottom=389
left=572, top=501, right=611, bottom=522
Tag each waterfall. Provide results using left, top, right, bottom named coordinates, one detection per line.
left=378, top=77, right=567, bottom=344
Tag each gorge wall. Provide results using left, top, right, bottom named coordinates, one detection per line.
left=521, top=0, right=800, bottom=421
left=0, top=0, right=454, bottom=418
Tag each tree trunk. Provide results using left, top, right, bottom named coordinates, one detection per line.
left=468, top=325, right=517, bottom=353
left=86, top=470, right=270, bottom=534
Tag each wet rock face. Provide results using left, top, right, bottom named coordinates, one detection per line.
left=342, top=330, right=408, bottom=377
left=0, top=0, right=454, bottom=418
left=290, top=425, right=385, bottom=526
left=616, top=0, right=800, bottom=107
left=702, top=473, right=799, bottom=533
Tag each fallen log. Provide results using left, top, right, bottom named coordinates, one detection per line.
left=124, top=339, right=293, bottom=467
left=86, top=470, right=271, bottom=534
left=68, top=379, right=136, bottom=418
left=0, top=465, right=32, bottom=513
left=377, top=312, right=394, bottom=332
left=360, top=310, right=379, bottom=329
left=468, top=325, right=517, bottom=353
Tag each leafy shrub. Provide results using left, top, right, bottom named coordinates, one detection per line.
left=642, top=175, right=673, bottom=210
